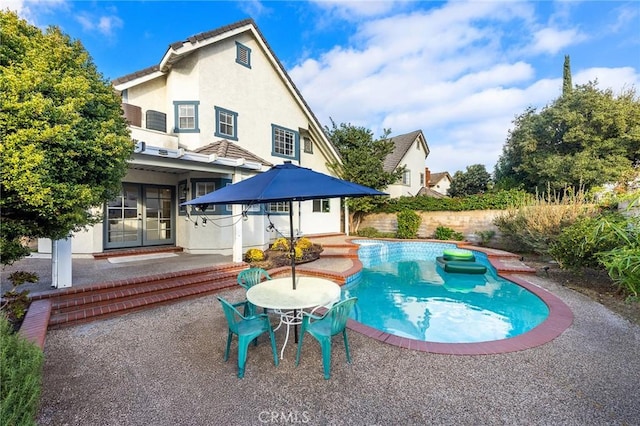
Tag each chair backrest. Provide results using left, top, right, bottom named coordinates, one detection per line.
left=217, top=297, right=243, bottom=333
left=237, top=268, right=271, bottom=290
left=320, top=297, right=358, bottom=336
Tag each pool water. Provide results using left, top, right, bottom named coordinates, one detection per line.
left=342, top=240, right=549, bottom=344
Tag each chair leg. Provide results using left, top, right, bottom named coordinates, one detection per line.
left=295, top=332, right=305, bottom=366
left=268, top=328, right=279, bottom=367
left=343, top=329, right=352, bottom=364
left=318, top=337, right=332, bottom=380
left=237, top=336, right=251, bottom=379
left=224, top=330, right=232, bottom=362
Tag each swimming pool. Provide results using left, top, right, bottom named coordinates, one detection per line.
left=342, top=240, right=549, bottom=344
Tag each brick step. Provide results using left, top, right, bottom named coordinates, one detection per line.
left=48, top=275, right=241, bottom=328
left=50, top=268, right=243, bottom=314
left=36, top=263, right=249, bottom=328
left=30, top=263, right=246, bottom=302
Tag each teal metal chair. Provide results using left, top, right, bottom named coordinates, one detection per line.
left=217, top=296, right=279, bottom=378
left=295, top=297, right=358, bottom=380
left=237, top=267, right=272, bottom=316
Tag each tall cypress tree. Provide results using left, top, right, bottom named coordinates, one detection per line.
left=562, top=55, right=572, bottom=96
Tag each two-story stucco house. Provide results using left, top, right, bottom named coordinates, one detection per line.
left=383, top=130, right=430, bottom=198
left=39, top=19, right=342, bottom=261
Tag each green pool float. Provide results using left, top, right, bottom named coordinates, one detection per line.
left=442, top=248, right=475, bottom=262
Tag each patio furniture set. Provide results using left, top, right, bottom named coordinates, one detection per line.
left=218, top=267, right=357, bottom=379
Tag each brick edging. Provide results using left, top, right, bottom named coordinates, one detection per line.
left=18, top=299, right=52, bottom=350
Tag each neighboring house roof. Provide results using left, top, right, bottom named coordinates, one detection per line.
left=383, top=130, right=428, bottom=173
left=193, top=140, right=272, bottom=167
left=416, top=187, right=447, bottom=198
left=112, top=18, right=340, bottom=164
left=428, top=172, right=452, bottom=187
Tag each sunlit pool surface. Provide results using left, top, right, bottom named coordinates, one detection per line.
left=342, top=240, right=549, bottom=344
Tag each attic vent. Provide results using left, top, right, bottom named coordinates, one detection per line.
left=146, top=110, right=166, bottom=132
left=235, top=42, right=251, bottom=69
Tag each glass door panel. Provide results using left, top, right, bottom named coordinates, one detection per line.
left=143, top=186, right=174, bottom=245
left=104, top=184, right=175, bottom=249
left=105, top=184, right=142, bottom=248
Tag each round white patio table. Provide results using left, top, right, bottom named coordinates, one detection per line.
left=246, top=276, right=341, bottom=359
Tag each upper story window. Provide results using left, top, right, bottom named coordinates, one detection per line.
left=303, top=137, right=313, bottom=154
left=236, top=42, right=251, bottom=68
left=272, top=124, right=299, bottom=160
left=402, top=170, right=411, bottom=185
left=214, top=106, right=238, bottom=141
left=173, top=101, right=200, bottom=133
left=420, top=173, right=425, bottom=186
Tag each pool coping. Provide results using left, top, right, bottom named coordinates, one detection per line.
left=342, top=239, right=574, bottom=355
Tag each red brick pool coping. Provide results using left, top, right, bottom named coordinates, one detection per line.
left=337, top=239, right=574, bottom=355
left=18, top=236, right=573, bottom=355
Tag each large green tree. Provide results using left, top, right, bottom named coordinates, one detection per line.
left=324, top=120, right=402, bottom=231
left=448, top=164, right=492, bottom=197
left=495, top=81, right=640, bottom=194
left=0, top=10, right=133, bottom=265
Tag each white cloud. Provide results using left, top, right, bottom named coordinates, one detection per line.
left=574, top=67, right=640, bottom=93
left=75, top=12, right=123, bottom=37
left=290, top=1, right=640, bottom=175
left=0, top=0, right=67, bottom=24
left=237, top=0, right=272, bottom=19
left=311, top=0, right=410, bottom=19
left=529, top=27, right=588, bottom=55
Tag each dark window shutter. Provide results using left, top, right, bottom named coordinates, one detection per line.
left=146, top=110, right=166, bottom=132
left=122, top=103, right=142, bottom=127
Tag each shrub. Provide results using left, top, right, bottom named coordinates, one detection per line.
left=475, top=230, right=496, bottom=246
left=592, top=196, right=640, bottom=297
left=271, top=238, right=290, bottom=251
left=0, top=316, right=44, bottom=425
left=376, top=189, right=531, bottom=213
left=549, top=214, right=624, bottom=270
left=1, top=271, right=38, bottom=326
left=356, top=227, right=378, bottom=238
left=244, top=248, right=265, bottom=263
left=286, top=246, right=304, bottom=260
left=494, top=187, right=598, bottom=255
left=396, top=210, right=421, bottom=239
left=433, top=226, right=464, bottom=241
left=295, top=237, right=312, bottom=250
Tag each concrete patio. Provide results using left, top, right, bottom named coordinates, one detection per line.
left=34, top=251, right=640, bottom=425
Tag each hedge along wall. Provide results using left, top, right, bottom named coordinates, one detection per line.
left=359, top=210, right=505, bottom=239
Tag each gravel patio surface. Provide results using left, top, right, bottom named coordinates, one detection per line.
left=37, top=274, right=640, bottom=425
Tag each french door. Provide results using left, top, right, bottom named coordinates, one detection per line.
left=104, top=184, right=175, bottom=249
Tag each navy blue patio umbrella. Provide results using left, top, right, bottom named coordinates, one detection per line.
left=183, top=161, right=387, bottom=289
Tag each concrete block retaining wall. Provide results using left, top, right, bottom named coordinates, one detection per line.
left=359, top=210, right=505, bottom=240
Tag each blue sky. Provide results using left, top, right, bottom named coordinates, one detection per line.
left=4, top=1, right=640, bottom=175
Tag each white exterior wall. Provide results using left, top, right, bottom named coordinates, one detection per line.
left=386, top=139, right=428, bottom=198
left=57, top=23, right=342, bottom=257
left=432, top=178, right=451, bottom=196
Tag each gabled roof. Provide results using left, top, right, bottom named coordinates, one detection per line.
left=383, top=130, right=429, bottom=172
left=112, top=19, right=256, bottom=86
left=193, top=140, right=272, bottom=167
left=111, top=19, right=340, bottom=164
left=416, top=187, right=448, bottom=198
left=428, top=172, right=452, bottom=186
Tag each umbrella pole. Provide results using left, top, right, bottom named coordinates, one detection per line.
left=288, top=201, right=299, bottom=343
